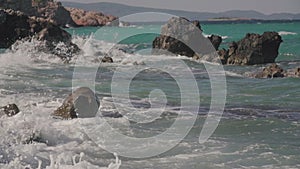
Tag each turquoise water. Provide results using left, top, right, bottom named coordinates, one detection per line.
left=0, top=21, right=299, bottom=168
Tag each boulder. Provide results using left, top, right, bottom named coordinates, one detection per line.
left=254, top=64, right=285, bottom=78
left=52, top=87, right=100, bottom=119
left=152, top=17, right=220, bottom=57
left=66, top=7, right=118, bottom=27
left=226, top=32, right=282, bottom=65
left=0, top=104, right=20, bottom=117
left=0, top=9, right=79, bottom=61
left=285, top=67, right=300, bottom=78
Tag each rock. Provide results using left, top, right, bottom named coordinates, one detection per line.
left=101, top=56, right=113, bottom=63
left=0, top=9, right=79, bottom=61
left=0, top=0, right=77, bottom=27
left=208, top=35, right=222, bottom=50
left=152, top=17, right=221, bottom=58
left=34, top=0, right=77, bottom=27
left=217, top=49, right=229, bottom=64
left=0, top=104, right=20, bottom=117
left=226, top=32, right=282, bottom=65
left=52, top=87, right=100, bottom=119
left=285, top=67, right=300, bottom=78
left=66, top=7, right=118, bottom=27
left=254, top=63, right=285, bottom=78
left=102, top=111, right=123, bottom=118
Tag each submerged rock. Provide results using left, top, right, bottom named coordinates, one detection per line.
left=254, top=63, right=285, bottom=78
left=0, top=9, right=79, bottom=61
left=225, top=32, right=283, bottom=65
left=152, top=17, right=220, bottom=57
left=101, top=56, right=114, bottom=63
left=52, top=87, right=100, bottom=119
left=0, top=104, right=20, bottom=117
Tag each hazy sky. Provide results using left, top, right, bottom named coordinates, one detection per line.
left=62, top=0, right=300, bottom=14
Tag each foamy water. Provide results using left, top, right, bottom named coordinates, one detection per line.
left=0, top=22, right=300, bottom=168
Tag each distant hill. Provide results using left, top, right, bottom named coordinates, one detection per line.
left=61, top=2, right=300, bottom=21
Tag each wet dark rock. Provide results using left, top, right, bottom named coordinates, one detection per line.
left=225, top=32, right=282, bottom=65
left=102, top=111, right=123, bottom=118
left=208, top=34, right=222, bottom=50
left=101, top=56, right=113, bottom=63
left=0, top=104, right=20, bottom=117
left=0, top=9, right=80, bottom=61
left=152, top=17, right=219, bottom=58
left=52, top=87, right=100, bottom=119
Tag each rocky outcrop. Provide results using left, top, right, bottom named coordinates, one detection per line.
left=0, top=9, right=79, bottom=61
left=224, top=32, right=283, bottom=65
left=33, top=0, right=77, bottom=27
left=66, top=7, right=117, bottom=27
left=253, top=64, right=300, bottom=78
left=254, top=64, right=284, bottom=78
left=0, top=0, right=118, bottom=27
left=0, top=0, right=76, bottom=27
left=0, top=104, right=20, bottom=117
left=52, top=87, right=100, bottom=119
left=152, top=17, right=220, bottom=57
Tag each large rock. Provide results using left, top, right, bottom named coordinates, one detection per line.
left=225, top=32, right=283, bottom=65
left=152, top=17, right=220, bottom=57
left=52, top=87, right=100, bottom=119
left=66, top=7, right=117, bottom=27
left=0, top=9, right=79, bottom=61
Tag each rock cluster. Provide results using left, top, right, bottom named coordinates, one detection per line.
left=0, top=9, right=79, bottom=61
left=152, top=17, right=283, bottom=66
left=254, top=64, right=300, bottom=78
left=66, top=7, right=117, bottom=27
left=0, top=0, right=117, bottom=27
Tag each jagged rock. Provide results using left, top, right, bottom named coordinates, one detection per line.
left=152, top=17, right=219, bottom=58
left=254, top=64, right=285, bottom=78
left=66, top=7, right=117, bottom=27
left=226, top=32, right=282, bottom=65
left=34, top=0, right=77, bottom=27
left=0, top=104, right=20, bottom=117
left=0, top=0, right=76, bottom=27
left=208, top=35, right=222, bottom=50
left=101, top=56, right=113, bottom=63
left=52, top=87, right=100, bottom=119
left=217, top=48, right=229, bottom=64
left=0, top=9, right=79, bottom=61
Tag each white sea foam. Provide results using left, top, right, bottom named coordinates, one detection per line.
left=278, top=31, right=297, bottom=36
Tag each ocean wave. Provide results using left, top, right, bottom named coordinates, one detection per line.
left=203, top=33, right=230, bottom=39
left=278, top=31, right=297, bottom=36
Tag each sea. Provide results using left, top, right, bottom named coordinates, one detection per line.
left=0, top=20, right=299, bottom=168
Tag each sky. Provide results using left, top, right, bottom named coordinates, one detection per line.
left=62, top=0, right=300, bottom=14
